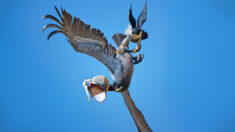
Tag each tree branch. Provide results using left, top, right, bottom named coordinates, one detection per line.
left=121, top=90, right=152, bottom=132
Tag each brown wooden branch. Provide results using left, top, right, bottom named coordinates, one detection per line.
left=121, top=90, right=152, bottom=132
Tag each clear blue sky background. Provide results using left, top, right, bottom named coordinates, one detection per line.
left=0, top=0, right=234, bottom=132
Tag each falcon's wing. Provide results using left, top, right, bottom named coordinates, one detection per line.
left=137, top=0, right=147, bottom=28
left=42, top=7, right=122, bottom=74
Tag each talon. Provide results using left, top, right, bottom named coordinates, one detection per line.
left=132, top=49, right=137, bottom=53
left=115, top=49, right=124, bottom=54
left=115, top=49, right=120, bottom=54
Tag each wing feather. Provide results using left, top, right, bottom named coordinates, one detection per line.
left=137, top=0, right=147, bottom=28
left=43, top=7, right=122, bottom=73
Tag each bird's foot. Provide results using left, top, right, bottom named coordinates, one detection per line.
left=133, top=53, right=144, bottom=64
left=132, top=49, right=137, bottom=53
left=115, top=49, right=124, bottom=54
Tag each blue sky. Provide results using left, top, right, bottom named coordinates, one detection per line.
left=0, top=0, right=234, bottom=132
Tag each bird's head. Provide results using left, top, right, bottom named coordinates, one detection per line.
left=126, top=0, right=148, bottom=42
left=82, top=75, right=109, bottom=103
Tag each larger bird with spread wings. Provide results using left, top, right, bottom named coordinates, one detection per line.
left=42, top=2, right=147, bottom=102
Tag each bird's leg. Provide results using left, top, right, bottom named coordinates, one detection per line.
left=132, top=31, right=143, bottom=53
left=116, top=36, right=130, bottom=54
left=106, top=84, right=122, bottom=92
left=106, top=83, right=124, bottom=92
left=115, top=45, right=125, bottom=54
left=133, top=40, right=141, bottom=53
left=133, top=52, right=144, bottom=64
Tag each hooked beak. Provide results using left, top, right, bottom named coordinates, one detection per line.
left=82, top=79, right=106, bottom=103
left=83, top=80, right=91, bottom=101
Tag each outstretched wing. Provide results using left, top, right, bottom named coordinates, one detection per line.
left=137, top=0, right=147, bottom=28
left=128, top=4, right=136, bottom=28
left=42, top=7, right=122, bottom=74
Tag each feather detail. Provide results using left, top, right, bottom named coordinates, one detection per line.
left=137, top=0, right=147, bottom=28
left=125, top=25, right=132, bottom=36
left=43, top=24, right=62, bottom=32
left=129, top=4, right=136, bottom=28
left=42, top=6, right=122, bottom=73
left=47, top=30, right=62, bottom=40
left=42, top=15, right=63, bottom=27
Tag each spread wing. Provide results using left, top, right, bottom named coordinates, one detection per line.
left=137, top=0, right=147, bottom=28
left=42, top=7, right=122, bottom=74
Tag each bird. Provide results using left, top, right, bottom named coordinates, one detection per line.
left=115, top=0, right=148, bottom=54
left=42, top=1, right=147, bottom=102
